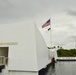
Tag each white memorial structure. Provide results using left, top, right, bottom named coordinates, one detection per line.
left=0, top=21, right=50, bottom=75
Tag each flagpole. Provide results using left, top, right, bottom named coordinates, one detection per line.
left=42, top=18, right=52, bottom=48
left=50, top=18, right=52, bottom=49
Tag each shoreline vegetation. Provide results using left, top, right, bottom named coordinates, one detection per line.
left=57, top=49, right=76, bottom=57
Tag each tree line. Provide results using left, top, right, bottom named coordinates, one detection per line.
left=57, top=49, right=76, bottom=57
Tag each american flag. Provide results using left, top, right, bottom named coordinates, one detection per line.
left=42, top=19, right=50, bottom=28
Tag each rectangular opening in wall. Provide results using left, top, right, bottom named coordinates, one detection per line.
left=0, top=47, right=9, bottom=65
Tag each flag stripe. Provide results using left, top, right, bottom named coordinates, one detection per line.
left=42, top=19, right=50, bottom=28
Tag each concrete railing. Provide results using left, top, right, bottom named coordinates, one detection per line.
left=0, top=56, right=8, bottom=65
left=57, top=57, right=76, bottom=61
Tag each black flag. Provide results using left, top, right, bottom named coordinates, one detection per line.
left=48, top=28, right=51, bottom=31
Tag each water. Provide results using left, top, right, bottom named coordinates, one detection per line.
left=46, top=61, right=76, bottom=75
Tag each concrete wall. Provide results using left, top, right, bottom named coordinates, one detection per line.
left=35, top=25, right=49, bottom=70
left=2, top=69, right=38, bottom=75
left=0, top=22, right=37, bottom=71
left=2, top=66, right=38, bottom=75
left=8, top=71, right=38, bottom=75
left=0, top=21, right=49, bottom=72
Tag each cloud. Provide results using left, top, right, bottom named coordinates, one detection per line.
left=0, top=0, right=56, bottom=24
left=67, top=9, right=76, bottom=16
left=0, top=0, right=76, bottom=49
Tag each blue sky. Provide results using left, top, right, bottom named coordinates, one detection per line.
left=0, top=0, right=76, bottom=49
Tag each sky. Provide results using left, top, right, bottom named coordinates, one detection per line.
left=0, top=0, right=76, bottom=49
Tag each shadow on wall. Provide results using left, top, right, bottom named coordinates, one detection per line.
left=0, top=65, right=5, bottom=73
left=39, top=58, right=55, bottom=75
left=39, top=63, right=51, bottom=75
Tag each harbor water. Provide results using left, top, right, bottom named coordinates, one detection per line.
left=45, top=61, right=76, bottom=75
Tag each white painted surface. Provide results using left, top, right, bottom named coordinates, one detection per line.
left=0, top=21, right=49, bottom=72
left=49, top=48, right=58, bottom=61
left=54, top=49, right=58, bottom=60
left=2, top=70, right=38, bottom=75
left=35, top=25, right=49, bottom=70
left=8, top=71, right=38, bottom=75
left=2, top=66, right=38, bottom=75
left=57, top=57, right=76, bottom=60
